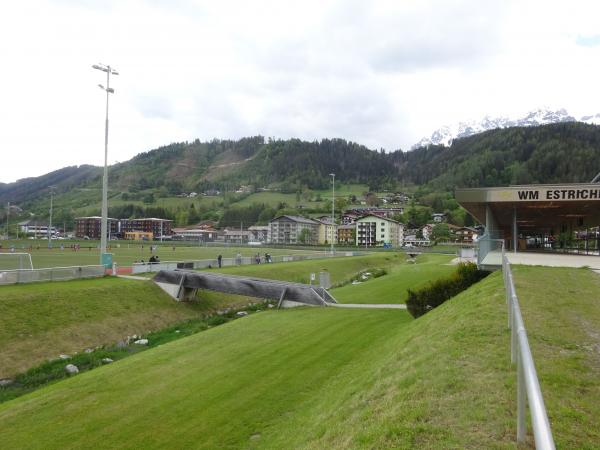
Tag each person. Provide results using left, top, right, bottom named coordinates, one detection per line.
left=236, top=252, right=242, bottom=265
left=217, top=254, right=222, bottom=268
left=255, top=254, right=261, bottom=264
left=149, top=255, right=156, bottom=263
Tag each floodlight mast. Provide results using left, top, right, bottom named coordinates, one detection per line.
left=92, top=63, right=118, bottom=264
left=330, top=173, right=335, bottom=254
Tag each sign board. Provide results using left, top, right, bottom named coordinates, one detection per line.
left=310, top=273, right=316, bottom=281
left=101, top=253, right=113, bottom=269
left=487, top=186, right=600, bottom=202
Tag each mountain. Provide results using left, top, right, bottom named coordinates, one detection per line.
left=411, top=108, right=600, bottom=149
left=0, top=165, right=100, bottom=206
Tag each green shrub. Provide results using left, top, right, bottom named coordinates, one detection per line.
left=406, top=263, right=489, bottom=318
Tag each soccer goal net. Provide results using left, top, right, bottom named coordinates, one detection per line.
left=0, top=252, right=34, bottom=270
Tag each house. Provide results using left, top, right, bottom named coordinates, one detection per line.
left=74, top=216, right=118, bottom=239
left=432, top=213, right=446, bottom=223
left=341, top=212, right=361, bottom=225
left=421, top=224, right=434, bottom=240
left=119, top=218, right=173, bottom=239
left=269, top=215, right=319, bottom=245
left=248, top=225, right=270, bottom=243
left=337, top=224, right=355, bottom=245
left=451, top=226, right=478, bottom=244
left=355, top=214, right=404, bottom=247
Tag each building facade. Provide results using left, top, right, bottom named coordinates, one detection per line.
left=75, top=217, right=119, bottom=239
left=355, top=214, right=404, bottom=247
left=337, top=224, right=355, bottom=244
left=316, top=219, right=337, bottom=245
left=269, top=216, right=319, bottom=245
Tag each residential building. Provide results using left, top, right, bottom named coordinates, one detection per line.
left=345, top=207, right=404, bottom=219
left=120, top=218, right=173, bottom=238
left=337, top=224, right=355, bottom=245
left=316, top=219, right=337, bottom=245
left=421, top=224, right=434, bottom=240
left=355, top=214, right=404, bottom=247
left=269, top=216, right=319, bottom=245
left=451, top=226, right=478, bottom=243
left=124, top=231, right=153, bottom=241
left=75, top=216, right=118, bottom=239
left=248, top=225, right=270, bottom=243
left=223, top=229, right=252, bottom=244
left=172, top=227, right=217, bottom=242
left=18, top=220, right=58, bottom=237
left=341, top=212, right=361, bottom=225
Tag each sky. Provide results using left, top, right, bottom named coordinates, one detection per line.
left=1, top=0, right=600, bottom=183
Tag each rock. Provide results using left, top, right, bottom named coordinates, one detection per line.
left=134, top=339, right=148, bottom=345
left=59, top=354, right=70, bottom=360
left=84, top=348, right=94, bottom=354
left=101, top=358, right=114, bottom=364
left=267, top=304, right=274, bottom=308
left=352, top=280, right=362, bottom=285
left=236, top=311, right=248, bottom=317
left=132, top=334, right=138, bottom=340
left=65, top=364, right=79, bottom=374
left=0, top=378, right=14, bottom=387
left=175, top=330, right=181, bottom=333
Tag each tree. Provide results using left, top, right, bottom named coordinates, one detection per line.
left=431, top=223, right=450, bottom=241
left=298, top=228, right=312, bottom=244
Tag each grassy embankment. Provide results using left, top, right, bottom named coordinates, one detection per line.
left=1, top=267, right=599, bottom=447
left=215, top=252, right=455, bottom=304
left=0, top=278, right=255, bottom=378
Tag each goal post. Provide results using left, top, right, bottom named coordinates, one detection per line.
left=0, top=253, right=34, bottom=270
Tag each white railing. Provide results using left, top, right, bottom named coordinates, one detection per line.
left=0, top=265, right=105, bottom=285
left=501, top=244, right=555, bottom=449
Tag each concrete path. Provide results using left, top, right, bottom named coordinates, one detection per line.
left=483, top=251, right=600, bottom=270
left=117, top=275, right=150, bottom=281
left=330, top=303, right=406, bottom=310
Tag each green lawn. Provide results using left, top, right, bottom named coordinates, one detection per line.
left=1, top=266, right=598, bottom=448
left=214, top=252, right=407, bottom=285
left=0, top=243, right=316, bottom=269
left=0, top=278, right=255, bottom=378
left=330, top=253, right=455, bottom=304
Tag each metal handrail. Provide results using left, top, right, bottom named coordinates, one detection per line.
left=501, top=245, right=555, bottom=449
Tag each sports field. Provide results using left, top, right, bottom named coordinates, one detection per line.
left=0, top=241, right=317, bottom=269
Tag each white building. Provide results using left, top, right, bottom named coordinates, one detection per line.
left=355, top=214, right=404, bottom=247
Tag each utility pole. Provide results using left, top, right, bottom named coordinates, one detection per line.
left=5, top=202, right=9, bottom=240
left=92, top=63, right=119, bottom=265
left=329, top=173, right=335, bottom=254
left=48, top=186, right=55, bottom=248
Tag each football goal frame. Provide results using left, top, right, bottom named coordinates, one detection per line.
left=0, top=252, right=34, bottom=270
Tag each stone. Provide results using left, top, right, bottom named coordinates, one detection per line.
left=0, top=378, right=14, bottom=387
left=267, top=304, right=274, bottom=308
left=84, top=348, right=94, bottom=354
left=134, top=339, right=148, bottom=345
left=59, top=354, right=70, bottom=360
left=65, top=364, right=79, bottom=374
left=236, top=311, right=248, bottom=317
left=175, top=330, right=181, bottom=333
left=101, top=358, right=114, bottom=364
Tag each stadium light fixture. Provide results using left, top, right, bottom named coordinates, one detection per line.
left=92, top=63, right=118, bottom=265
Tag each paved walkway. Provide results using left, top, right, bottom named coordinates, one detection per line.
left=330, top=303, right=406, bottom=310
left=117, top=275, right=150, bottom=281
left=483, top=251, right=600, bottom=270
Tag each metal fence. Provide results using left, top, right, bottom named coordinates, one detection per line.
left=476, top=234, right=504, bottom=267
left=131, top=251, right=363, bottom=274
left=501, top=243, right=555, bottom=449
left=0, top=265, right=105, bottom=285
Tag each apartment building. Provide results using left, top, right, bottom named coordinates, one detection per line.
left=355, top=214, right=404, bottom=247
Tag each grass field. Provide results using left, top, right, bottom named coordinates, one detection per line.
left=1, top=264, right=598, bottom=447
left=0, top=243, right=316, bottom=269
left=0, top=278, right=256, bottom=378
left=330, top=253, right=455, bottom=304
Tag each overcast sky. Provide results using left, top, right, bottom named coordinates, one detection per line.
left=1, top=0, right=600, bottom=183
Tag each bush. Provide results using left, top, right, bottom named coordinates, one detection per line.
left=406, top=263, right=489, bottom=318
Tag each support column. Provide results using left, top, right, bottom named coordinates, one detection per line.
left=513, top=206, right=518, bottom=254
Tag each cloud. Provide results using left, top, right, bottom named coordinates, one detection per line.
left=1, top=0, right=600, bottom=183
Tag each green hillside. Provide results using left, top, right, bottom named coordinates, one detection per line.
left=2, top=266, right=599, bottom=448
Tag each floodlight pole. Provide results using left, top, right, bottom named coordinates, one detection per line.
left=48, top=187, right=54, bottom=248
left=330, top=173, right=335, bottom=255
left=92, top=63, right=118, bottom=265
left=5, top=201, right=9, bottom=240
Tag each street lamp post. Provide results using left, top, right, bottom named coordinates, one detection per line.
left=48, top=186, right=55, bottom=248
left=92, top=63, right=119, bottom=265
left=330, top=173, right=335, bottom=255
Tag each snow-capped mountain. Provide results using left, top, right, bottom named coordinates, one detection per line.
left=412, top=108, right=600, bottom=149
